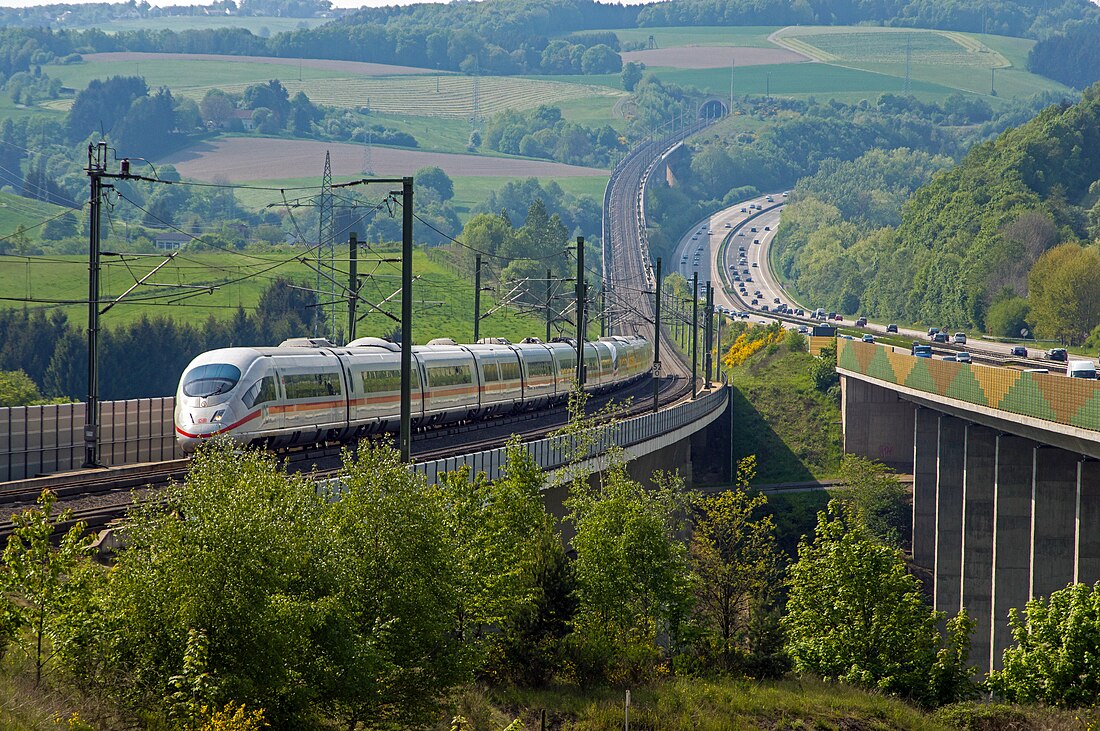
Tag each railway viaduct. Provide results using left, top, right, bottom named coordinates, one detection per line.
left=839, top=337, right=1100, bottom=675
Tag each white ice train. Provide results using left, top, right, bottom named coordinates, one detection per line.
left=174, top=335, right=653, bottom=453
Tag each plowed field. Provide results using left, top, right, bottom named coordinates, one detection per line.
left=162, top=137, right=608, bottom=181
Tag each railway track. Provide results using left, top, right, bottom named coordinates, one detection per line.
left=603, top=122, right=710, bottom=381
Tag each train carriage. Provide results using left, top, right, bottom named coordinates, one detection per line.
left=345, top=341, right=425, bottom=437
left=175, top=334, right=653, bottom=453
left=470, top=343, right=524, bottom=415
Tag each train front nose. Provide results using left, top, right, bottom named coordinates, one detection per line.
left=174, top=406, right=232, bottom=453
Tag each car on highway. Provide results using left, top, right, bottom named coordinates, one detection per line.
left=752, top=262, right=758, bottom=267
left=773, top=297, right=780, bottom=304
left=912, top=343, right=932, bottom=358
left=1046, top=348, right=1068, bottom=362
left=745, top=277, right=753, bottom=282
left=691, top=235, right=698, bottom=240
left=766, top=196, right=774, bottom=202
left=761, top=305, right=770, bottom=311
left=724, top=222, right=732, bottom=228
left=1010, top=345, right=1028, bottom=357
left=942, top=355, right=957, bottom=362
left=798, top=325, right=809, bottom=333
left=954, top=332, right=967, bottom=344
left=753, top=239, right=761, bottom=244
left=855, top=317, right=867, bottom=327
left=956, top=352, right=972, bottom=364
left=751, top=298, right=758, bottom=305
left=834, top=314, right=844, bottom=322
left=795, top=309, right=805, bottom=316
left=764, top=226, right=771, bottom=231
left=886, top=324, right=899, bottom=333
left=862, top=334, right=875, bottom=343
left=740, top=207, right=747, bottom=212
left=750, top=227, right=757, bottom=232
left=932, top=332, right=948, bottom=343
left=927, top=327, right=939, bottom=337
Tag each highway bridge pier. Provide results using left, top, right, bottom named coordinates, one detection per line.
left=839, top=340, right=1100, bottom=674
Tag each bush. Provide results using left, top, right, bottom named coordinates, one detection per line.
left=988, top=582, right=1100, bottom=707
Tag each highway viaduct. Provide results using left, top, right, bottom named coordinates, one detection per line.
left=839, top=337, right=1100, bottom=675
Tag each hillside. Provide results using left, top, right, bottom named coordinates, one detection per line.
left=774, top=84, right=1100, bottom=335
left=725, top=326, right=843, bottom=483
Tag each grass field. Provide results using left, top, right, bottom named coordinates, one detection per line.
left=610, top=26, right=782, bottom=48
left=0, top=247, right=551, bottom=342
left=774, top=27, right=1068, bottom=101
left=727, top=337, right=843, bottom=483
left=48, top=56, right=344, bottom=94
left=449, top=175, right=608, bottom=219
left=0, top=192, right=72, bottom=244
left=227, top=172, right=608, bottom=223
left=656, top=61, right=960, bottom=100
left=48, top=58, right=625, bottom=120
left=63, top=15, right=333, bottom=34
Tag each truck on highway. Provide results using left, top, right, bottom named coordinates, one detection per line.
left=1067, top=360, right=1097, bottom=378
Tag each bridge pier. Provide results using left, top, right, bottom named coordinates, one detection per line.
left=1030, top=447, right=1078, bottom=600
left=913, top=407, right=938, bottom=569
left=990, top=435, right=1035, bottom=672
left=934, top=416, right=965, bottom=617
left=838, top=349, right=1100, bottom=677
left=1077, top=460, right=1100, bottom=584
left=961, top=425, right=995, bottom=673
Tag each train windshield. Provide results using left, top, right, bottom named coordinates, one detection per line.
left=183, top=363, right=242, bottom=398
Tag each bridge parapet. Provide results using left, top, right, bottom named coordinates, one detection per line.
left=411, top=386, right=729, bottom=486
left=837, top=338, right=1100, bottom=451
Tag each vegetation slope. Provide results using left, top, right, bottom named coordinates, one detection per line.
left=774, top=83, right=1100, bottom=339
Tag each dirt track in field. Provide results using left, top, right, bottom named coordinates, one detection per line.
left=84, top=52, right=440, bottom=76
left=621, top=46, right=808, bottom=69
left=162, top=138, right=608, bottom=181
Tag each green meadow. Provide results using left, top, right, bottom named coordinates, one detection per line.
left=610, top=26, right=782, bottom=48
left=0, top=247, right=552, bottom=342
left=0, top=192, right=71, bottom=243
left=48, top=57, right=345, bottom=94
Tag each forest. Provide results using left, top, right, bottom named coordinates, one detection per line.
left=641, top=88, right=1065, bottom=267
left=770, top=83, right=1100, bottom=342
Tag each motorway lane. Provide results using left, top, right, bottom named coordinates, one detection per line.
left=675, top=196, right=1073, bottom=369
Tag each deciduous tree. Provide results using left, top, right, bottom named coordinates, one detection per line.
left=690, top=456, right=783, bottom=673
left=988, top=581, right=1100, bottom=706
left=783, top=500, right=975, bottom=707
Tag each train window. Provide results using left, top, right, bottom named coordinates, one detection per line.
left=427, top=364, right=472, bottom=388
left=242, top=376, right=277, bottom=409
left=183, top=363, right=241, bottom=398
left=481, top=363, right=499, bottom=382
left=499, top=360, right=521, bottom=381
left=360, top=369, right=402, bottom=392
left=527, top=359, right=553, bottom=378
left=284, top=372, right=341, bottom=400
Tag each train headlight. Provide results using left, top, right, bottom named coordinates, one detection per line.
left=212, top=409, right=225, bottom=423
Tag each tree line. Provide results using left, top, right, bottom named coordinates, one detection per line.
left=0, top=278, right=318, bottom=402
